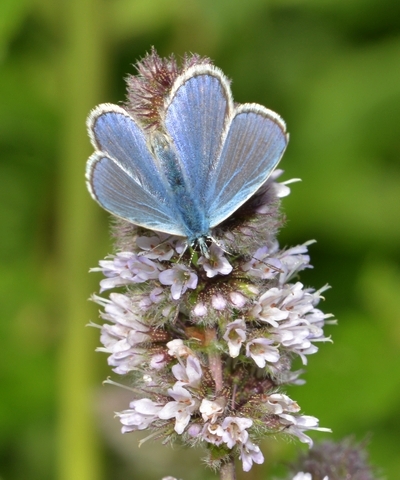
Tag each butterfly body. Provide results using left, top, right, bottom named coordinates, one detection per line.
left=86, top=65, right=288, bottom=246
left=150, top=132, right=209, bottom=243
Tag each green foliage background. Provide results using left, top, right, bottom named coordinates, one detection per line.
left=1, top=0, right=399, bottom=479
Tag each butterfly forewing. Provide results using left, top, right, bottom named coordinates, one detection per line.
left=164, top=66, right=232, bottom=205
left=88, top=105, right=170, bottom=195
left=86, top=105, right=186, bottom=235
left=207, top=104, right=288, bottom=228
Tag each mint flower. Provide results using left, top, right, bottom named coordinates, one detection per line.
left=198, top=243, right=233, bottom=277
left=240, top=439, right=265, bottom=472
left=171, top=355, right=202, bottom=388
left=201, top=422, right=224, bottom=445
left=136, top=234, right=175, bottom=260
left=223, top=319, right=247, bottom=357
left=245, top=337, right=280, bottom=367
left=279, top=414, right=331, bottom=447
left=200, top=398, right=227, bottom=423
left=158, top=384, right=200, bottom=434
left=242, top=246, right=283, bottom=279
left=118, top=398, right=163, bottom=433
left=159, top=264, right=198, bottom=300
left=221, top=417, right=253, bottom=448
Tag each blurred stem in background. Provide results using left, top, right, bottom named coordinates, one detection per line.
left=57, top=0, right=108, bottom=478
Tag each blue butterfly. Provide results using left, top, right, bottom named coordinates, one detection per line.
left=86, top=64, right=288, bottom=250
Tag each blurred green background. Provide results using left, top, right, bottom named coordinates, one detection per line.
left=1, top=0, right=399, bottom=479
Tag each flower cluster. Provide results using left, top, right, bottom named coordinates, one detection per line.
left=91, top=167, right=333, bottom=472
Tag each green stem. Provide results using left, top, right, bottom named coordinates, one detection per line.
left=56, top=0, right=109, bottom=479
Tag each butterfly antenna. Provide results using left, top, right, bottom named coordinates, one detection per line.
left=208, top=235, right=231, bottom=255
left=257, top=258, right=284, bottom=274
left=188, top=247, right=196, bottom=265
left=210, top=235, right=283, bottom=275
left=137, top=236, right=172, bottom=257
left=173, top=242, right=188, bottom=265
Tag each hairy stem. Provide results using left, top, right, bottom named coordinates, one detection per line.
left=220, top=457, right=236, bottom=480
left=209, top=352, right=223, bottom=392
left=206, top=328, right=223, bottom=392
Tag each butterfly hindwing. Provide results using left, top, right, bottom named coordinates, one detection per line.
left=207, top=104, right=288, bottom=228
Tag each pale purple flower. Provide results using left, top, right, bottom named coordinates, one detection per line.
left=158, top=384, right=200, bottom=434
left=173, top=239, right=186, bottom=254
left=198, top=243, right=233, bottom=277
left=136, top=234, right=175, bottom=260
left=159, top=264, right=198, bottom=300
left=93, top=293, right=152, bottom=373
left=93, top=252, right=137, bottom=291
left=292, top=474, right=312, bottom=480
left=252, top=288, right=289, bottom=327
left=187, top=423, right=202, bottom=437
left=264, top=393, right=300, bottom=414
left=150, top=352, right=168, bottom=370
left=242, top=246, right=283, bottom=279
left=93, top=293, right=141, bottom=325
left=274, top=179, right=301, bottom=199
left=102, top=346, right=146, bottom=374
left=264, top=284, right=331, bottom=363
left=117, top=398, right=163, bottom=433
left=149, top=287, right=165, bottom=303
left=193, top=302, right=207, bottom=317
left=279, top=414, right=331, bottom=447
left=137, top=287, right=166, bottom=311
left=172, top=355, right=202, bottom=388
left=292, top=474, right=329, bottom=480
left=166, top=339, right=193, bottom=358
left=211, top=293, right=227, bottom=310
left=276, top=241, right=314, bottom=284
left=246, top=338, right=280, bottom=367
left=127, top=255, right=162, bottom=282
left=271, top=321, right=320, bottom=365
left=239, top=439, right=264, bottom=472
left=94, top=252, right=163, bottom=291
left=201, top=423, right=224, bottom=446
left=270, top=368, right=306, bottom=386
left=229, top=291, right=247, bottom=307
left=223, top=319, right=247, bottom=358
left=199, top=397, right=226, bottom=423
left=221, top=416, right=252, bottom=448
left=252, top=283, right=330, bottom=360
left=253, top=170, right=299, bottom=215
left=281, top=282, right=317, bottom=317
left=99, top=321, right=148, bottom=351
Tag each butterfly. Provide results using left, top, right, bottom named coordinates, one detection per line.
left=86, top=64, right=288, bottom=251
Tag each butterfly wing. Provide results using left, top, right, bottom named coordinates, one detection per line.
left=206, top=104, right=289, bottom=228
left=164, top=65, right=232, bottom=208
left=86, top=104, right=186, bottom=236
